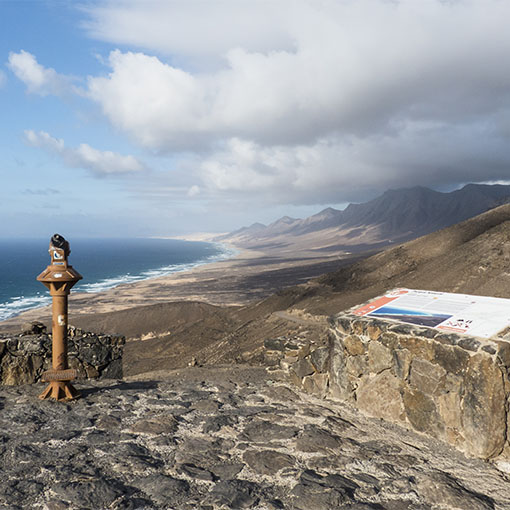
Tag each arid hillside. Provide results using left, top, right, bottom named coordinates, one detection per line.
left=67, top=203, right=510, bottom=376
left=278, top=202, right=510, bottom=315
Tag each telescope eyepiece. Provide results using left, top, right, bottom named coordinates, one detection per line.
left=50, top=233, right=70, bottom=256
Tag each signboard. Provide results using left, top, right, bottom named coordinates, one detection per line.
left=353, top=288, right=510, bottom=339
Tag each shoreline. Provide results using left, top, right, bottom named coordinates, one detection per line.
left=0, top=239, right=352, bottom=333
left=0, top=238, right=239, bottom=323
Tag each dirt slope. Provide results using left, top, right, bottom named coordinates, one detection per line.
left=280, top=202, right=510, bottom=315
left=14, top=204, right=510, bottom=376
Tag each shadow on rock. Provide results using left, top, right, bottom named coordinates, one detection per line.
left=79, top=380, right=159, bottom=397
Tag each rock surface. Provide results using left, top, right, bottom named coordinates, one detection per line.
left=0, top=366, right=508, bottom=510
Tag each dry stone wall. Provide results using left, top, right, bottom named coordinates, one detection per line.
left=264, top=309, right=510, bottom=460
left=328, top=313, right=510, bottom=460
left=264, top=334, right=331, bottom=398
left=0, top=326, right=125, bottom=386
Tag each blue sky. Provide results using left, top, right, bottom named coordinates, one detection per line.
left=1, top=0, right=510, bottom=238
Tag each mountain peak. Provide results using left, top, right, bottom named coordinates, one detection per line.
left=221, top=183, right=510, bottom=252
left=270, top=216, right=298, bottom=226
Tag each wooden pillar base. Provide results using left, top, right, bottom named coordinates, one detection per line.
left=39, top=381, right=80, bottom=401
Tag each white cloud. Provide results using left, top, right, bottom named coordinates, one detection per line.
left=187, top=185, right=200, bottom=197
left=51, top=0, right=510, bottom=203
left=85, top=1, right=510, bottom=148
left=24, top=130, right=144, bottom=176
left=7, top=50, right=72, bottom=96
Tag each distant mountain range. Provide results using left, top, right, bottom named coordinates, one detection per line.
left=217, top=184, right=510, bottom=255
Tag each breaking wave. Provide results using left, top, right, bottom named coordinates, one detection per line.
left=0, top=294, right=52, bottom=322
left=0, top=243, right=237, bottom=322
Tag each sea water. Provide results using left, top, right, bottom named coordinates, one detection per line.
left=0, top=238, right=234, bottom=322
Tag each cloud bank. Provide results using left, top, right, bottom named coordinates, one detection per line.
left=81, top=0, right=510, bottom=203
left=24, top=130, right=144, bottom=176
left=10, top=0, right=510, bottom=207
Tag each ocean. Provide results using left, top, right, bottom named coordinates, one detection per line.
left=0, top=238, right=234, bottom=322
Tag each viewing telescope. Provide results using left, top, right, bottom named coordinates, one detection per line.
left=37, top=234, right=82, bottom=401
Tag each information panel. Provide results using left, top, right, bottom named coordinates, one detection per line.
left=353, top=288, right=510, bottom=339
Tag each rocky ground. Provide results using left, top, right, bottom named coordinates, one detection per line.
left=0, top=366, right=508, bottom=510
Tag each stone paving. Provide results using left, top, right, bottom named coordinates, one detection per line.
left=0, top=367, right=508, bottom=510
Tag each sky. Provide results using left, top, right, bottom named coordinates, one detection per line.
left=1, top=0, right=510, bottom=238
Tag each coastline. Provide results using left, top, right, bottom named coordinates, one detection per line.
left=0, top=237, right=236, bottom=323
left=0, top=239, right=351, bottom=332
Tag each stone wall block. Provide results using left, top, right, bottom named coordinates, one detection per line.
left=461, top=353, right=507, bottom=458
left=310, top=347, right=329, bottom=372
left=101, top=358, right=123, bottom=379
left=289, top=368, right=303, bottom=389
left=432, top=343, right=470, bottom=376
left=278, top=356, right=296, bottom=372
left=457, top=337, right=481, bottom=352
left=293, top=358, right=315, bottom=379
left=297, top=343, right=311, bottom=360
left=392, top=348, right=412, bottom=380
left=388, top=323, right=417, bottom=335
left=81, top=342, right=111, bottom=367
left=264, top=338, right=286, bottom=351
left=356, top=371, right=405, bottom=423
left=377, top=332, right=400, bottom=350
left=6, top=338, right=18, bottom=352
left=328, top=331, right=353, bottom=401
left=366, top=320, right=388, bottom=341
left=402, top=387, right=444, bottom=436
left=432, top=333, right=458, bottom=345
left=481, top=344, right=497, bottom=355
left=441, top=373, right=463, bottom=394
left=346, top=355, right=368, bottom=379
left=495, top=341, right=510, bottom=367
left=31, top=355, right=44, bottom=373
left=302, top=373, right=329, bottom=398
left=367, top=341, right=393, bottom=374
left=0, top=341, right=6, bottom=357
left=19, top=337, right=43, bottom=353
left=85, top=365, right=100, bottom=378
left=264, top=351, right=282, bottom=366
left=68, top=357, right=85, bottom=377
left=409, top=358, right=446, bottom=396
left=334, top=317, right=353, bottom=334
left=351, top=320, right=366, bottom=336
left=0, top=355, right=38, bottom=386
left=312, top=372, right=329, bottom=396
left=437, top=390, right=463, bottom=444
left=343, top=335, right=366, bottom=356
left=399, top=336, right=435, bottom=362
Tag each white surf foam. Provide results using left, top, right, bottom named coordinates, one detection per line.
left=0, top=243, right=237, bottom=322
left=0, top=294, right=52, bottom=322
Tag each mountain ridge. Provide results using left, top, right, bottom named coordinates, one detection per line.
left=218, top=183, right=510, bottom=255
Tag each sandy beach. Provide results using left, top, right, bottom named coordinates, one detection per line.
left=0, top=241, right=354, bottom=333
